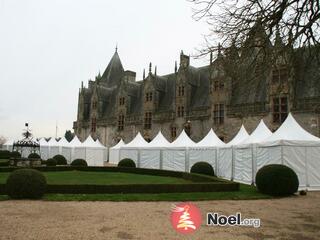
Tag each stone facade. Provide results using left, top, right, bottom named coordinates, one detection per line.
left=74, top=26, right=320, bottom=146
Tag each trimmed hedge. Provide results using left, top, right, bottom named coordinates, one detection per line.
left=0, top=150, right=11, bottom=159
left=28, top=153, right=41, bottom=159
left=0, top=159, right=10, bottom=167
left=0, top=166, right=239, bottom=194
left=46, top=158, right=57, bottom=166
left=118, top=158, right=136, bottom=168
left=71, top=159, right=88, bottom=166
left=6, top=169, right=47, bottom=199
left=53, top=155, right=67, bottom=165
left=190, top=162, right=215, bottom=176
left=256, top=164, right=299, bottom=196
left=10, top=151, right=21, bottom=158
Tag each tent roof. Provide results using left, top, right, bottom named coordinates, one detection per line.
left=82, top=135, right=105, bottom=148
left=69, top=135, right=83, bottom=147
left=227, top=125, right=249, bottom=146
left=170, top=130, right=196, bottom=147
left=147, top=131, right=171, bottom=147
left=264, top=113, right=320, bottom=142
left=124, top=132, right=149, bottom=148
left=39, top=138, right=49, bottom=146
left=3, top=139, right=15, bottom=146
left=241, top=120, right=272, bottom=144
left=48, top=137, right=59, bottom=146
left=57, top=137, right=70, bottom=147
left=96, top=139, right=106, bottom=148
left=111, top=139, right=125, bottom=149
left=196, top=129, right=225, bottom=147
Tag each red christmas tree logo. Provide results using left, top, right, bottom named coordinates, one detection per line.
left=170, top=203, right=202, bottom=234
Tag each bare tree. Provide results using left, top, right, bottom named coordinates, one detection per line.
left=190, top=0, right=320, bottom=57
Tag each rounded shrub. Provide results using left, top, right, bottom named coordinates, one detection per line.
left=46, top=158, right=57, bottom=166
left=118, top=158, right=136, bottom=168
left=71, top=159, right=88, bottom=166
left=53, top=155, right=67, bottom=165
left=0, top=150, right=11, bottom=159
left=255, top=164, right=299, bottom=196
left=6, top=169, right=47, bottom=199
left=0, top=159, right=10, bottom=167
left=28, top=153, right=41, bottom=159
left=10, top=151, right=21, bottom=158
left=190, top=162, right=215, bottom=176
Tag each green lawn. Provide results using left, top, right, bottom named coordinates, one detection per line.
left=0, top=184, right=271, bottom=201
left=0, top=171, right=192, bottom=185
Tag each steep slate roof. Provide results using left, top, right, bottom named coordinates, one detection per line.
left=157, top=73, right=176, bottom=111
left=101, top=50, right=124, bottom=88
left=294, top=48, right=320, bottom=100
left=190, top=65, right=210, bottom=109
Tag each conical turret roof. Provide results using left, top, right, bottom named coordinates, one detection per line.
left=101, top=49, right=124, bottom=87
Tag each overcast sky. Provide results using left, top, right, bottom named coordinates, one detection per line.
left=0, top=0, right=210, bottom=140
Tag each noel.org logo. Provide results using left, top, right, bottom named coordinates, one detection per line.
left=170, top=203, right=202, bottom=234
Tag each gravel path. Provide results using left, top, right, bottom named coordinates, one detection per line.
left=0, top=192, right=320, bottom=240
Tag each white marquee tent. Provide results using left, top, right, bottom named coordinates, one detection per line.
left=109, top=139, right=125, bottom=165
left=70, top=136, right=84, bottom=161
left=79, top=135, right=106, bottom=166
left=189, top=129, right=225, bottom=172
left=257, top=113, right=320, bottom=190
left=59, top=137, right=72, bottom=163
left=48, top=138, right=60, bottom=158
left=2, top=139, right=14, bottom=151
left=119, top=132, right=149, bottom=166
left=217, top=125, right=249, bottom=179
left=233, top=120, right=272, bottom=184
left=39, top=138, right=50, bottom=160
left=162, top=130, right=196, bottom=172
left=140, top=131, right=171, bottom=169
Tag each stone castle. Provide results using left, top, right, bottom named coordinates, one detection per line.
left=74, top=24, right=320, bottom=146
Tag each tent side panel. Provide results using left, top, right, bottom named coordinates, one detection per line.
left=162, top=150, right=185, bottom=172
left=234, top=148, right=253, bottom=184
left=189, top=149, right=216, bottom=172
left=217, top=148, right=232, bottom=180
left=119, top=149, right=138, bottom=165
left=284, top=146, right=306, bottom=188
left=140, top=149, right=160, bottom=169
left=307, top=147, right=320, bottom=190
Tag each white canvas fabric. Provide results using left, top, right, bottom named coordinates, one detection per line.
left=2, top=139, right=14, bottom=151
left=189, top=129, right=225, bottom=172
left=109, top=139, right=125, bottom=164
left=81, top=135, right=106, bottom=166
left=48, top=138, right=60, bottom=158
left=59, top=137, right=72, bottom=163
left=162, top=130, right=196, bottom=172
left=119, top=132, right=149, bottom=167
left=140, top=131, right=170, bottom=169
left=216, top=125, right=249, bottom=180
left=169, top=130, right=196, bottom=148
left=227, top=125, right=249, bottom=146
left=39, top=138, right=50, bottom=160
left=196, top=129, right=225, bottom=147
left=257, top=113, right=320, bottom=190
left=233, top=120, right=272, bottom=184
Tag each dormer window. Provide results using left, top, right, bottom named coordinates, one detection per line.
left=91, top=118, right=97, bottom=133
left=213, top=80, right=224, bottom=92
left=144, top=112, right=152, bottom=129
left=272, top=66, right=288, bottom=84
left=119, top=97, right=125, bottom=106
left=178, top=86, right=185, bottom=97
left=177, top=106, right=185, bottom=117
left=273, top=96, right=288, bottom=123
left=118, top=115, right=125, bottom=131
left=92, top=101, right=97, bottom=109
left=145, top=92, right=153, bottom=102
